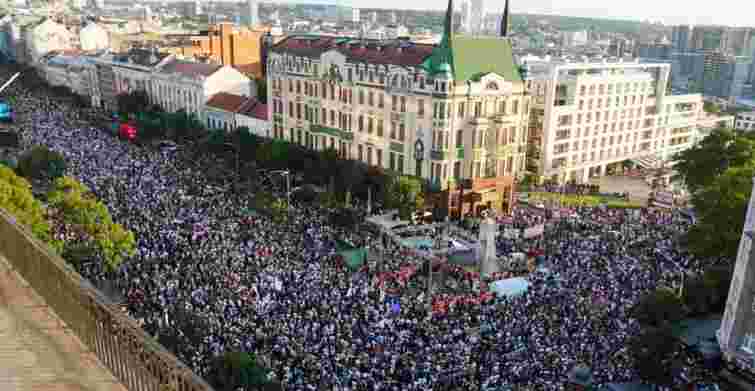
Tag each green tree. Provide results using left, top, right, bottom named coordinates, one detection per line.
left=673, top=128, right=755, bottom=194
left=385, top=176, right=424, bottom=220
left=688, top=165, right=755, bottom=259
left=337, top=159, right=365, bottom=207
left=629, top=326, right=678, bottom=386
left=116, top=90, right=150, bottom=114
left=208, top=351, right=269, bottom=391
left=703, top=101, right=720, bottom=114
left=631, top=288, right=685, bottom=328
left=47, top=176, right=136, bottom=272
left=0, top=165, right=56, bottom=248
left=256, top=78, right=267, bottom=104
left=16, top=145, right=67, bottom=180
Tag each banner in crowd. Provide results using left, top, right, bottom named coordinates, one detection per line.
left=502, top=228, right=520, bottom=239
left=652, top=191, right=674, bottom=208
left=523, top=224, right=545, bottom=239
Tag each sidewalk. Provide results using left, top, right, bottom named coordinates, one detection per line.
left=0, top=256, right=127, bottom=391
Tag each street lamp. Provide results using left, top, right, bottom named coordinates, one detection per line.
left=270, top=169, right=291, bottom=211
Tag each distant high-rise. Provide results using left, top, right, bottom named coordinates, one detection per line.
left=459, top=0, right=471, bottom=33
left=671, top=25, right=690, bottom=53
left=390, top=11, right=397, bottom=24
left=691, top=25, right=727, bottom=51
left=370, top=11, right=377, bottom=24
left=243, top=0, right=258, bottom=27
left=352, top=8, right=360, bottom=24
left=470, top=0, right=483, bottom=35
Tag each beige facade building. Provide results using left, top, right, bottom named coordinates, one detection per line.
left=523, top=58, right=707, bottom=182
left=266, top=0, right=529, bottom=207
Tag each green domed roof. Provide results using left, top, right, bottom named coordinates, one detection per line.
left=436, top=61, right=452, bottom=74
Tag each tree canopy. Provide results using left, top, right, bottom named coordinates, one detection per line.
left=47, top=176, right=136, bottom=272
left=687, top=165, right=755, bottom=259
left=16, top=145, right=67, bottom=180
left=385, top=176, right=425, bottom=220
left=673, top=128, right=755, bottom=194
left=0, top=165, right=54, bottom=246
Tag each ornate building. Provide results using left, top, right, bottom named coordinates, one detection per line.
left=266, top=0, right=529, bottom=212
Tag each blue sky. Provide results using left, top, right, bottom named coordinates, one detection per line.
left=342, top=0, right=755, bottom=27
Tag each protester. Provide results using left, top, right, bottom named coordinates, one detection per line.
left=2, top=68, right=723, bottom=390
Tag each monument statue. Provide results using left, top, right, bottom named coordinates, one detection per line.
left=479, top=210, right=500, bottom=277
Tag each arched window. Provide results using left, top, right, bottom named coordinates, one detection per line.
left=486, top=81, right=499, bottom=90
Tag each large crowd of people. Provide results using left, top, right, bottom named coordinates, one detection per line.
left=1, top=69, right=727, bottom=390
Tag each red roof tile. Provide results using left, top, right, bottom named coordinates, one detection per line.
left=250, top=103, right=268, bottom=121
left=205, top=93, right=250, bottom=112
left=272, top=36, right=435, bottom=67
left=236, top=99, right=268, bottom=121
left=233, top=62, right=263, bottom=78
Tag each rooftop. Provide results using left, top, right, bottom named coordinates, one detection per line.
left=271, top=35, right=435, bottom=68
left=272, top=34, right=522, bottom=82
left=160, top=59, right=222, bottom=77
left=205, top=92, right=250, bottom=113
left=110, top=48, right=170, bottom=67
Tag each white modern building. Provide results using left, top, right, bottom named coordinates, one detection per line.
left=719, top=178, right=755, bottom=370
left=736, top=111, right=755, bottom=131
left=79, top=22, right=109, bottom=52
left=352, top=8, right=360, bottom=24
left=523, top=58, right=708, bottom=183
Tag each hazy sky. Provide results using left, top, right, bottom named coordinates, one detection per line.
left=349, top=0, right=755, bottom=27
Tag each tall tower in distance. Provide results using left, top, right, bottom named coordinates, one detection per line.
left=245, top=0, right=258, bottom=27
left=459, top=0, right=471, bottom=33
left=719, top=177, right=755, bottom=366
left=470, top=0, right=484, bottom=35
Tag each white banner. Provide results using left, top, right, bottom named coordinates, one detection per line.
left=523, top=224, right=545, bottom=239
left=503, top=228, right=521, bottom=239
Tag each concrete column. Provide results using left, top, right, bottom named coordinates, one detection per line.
left=580, top=167, right=590, bottom=183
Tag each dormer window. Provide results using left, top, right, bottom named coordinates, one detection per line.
left=486, top=81, right=499, bottom=90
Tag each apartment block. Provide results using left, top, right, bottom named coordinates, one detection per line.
left=266, top=0, right=529, bottom=213
left=524, top=59, right=706, bottom=183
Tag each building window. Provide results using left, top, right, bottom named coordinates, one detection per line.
left=359, top=90, right=365, bottom=105
left=456, top=129, right=463, bottom=147
left=376, top=149, right=383, bottom=167
left=377, top=119, right=384, bottom=137
left=358, top=144, right=364, bottom=161
left=459, top=102, right=466, bottom=118
left=418, top=99, right=425, bottom=117
left=400, top=96, right=406, bottom=112
left=389, top=152, right=396, bottom=171
left=368, top=92, right=374, bottom=106
left=392, top=95, right=397, bottom=111
left=399, top=123, right=405, bottom=141
left=378, top=93, right=384, bottom=108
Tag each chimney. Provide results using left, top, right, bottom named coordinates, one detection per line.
left=500, top=0, right=510, bottom=38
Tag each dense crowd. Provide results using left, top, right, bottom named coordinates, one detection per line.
left=1, top=69, right=726, bottom=390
